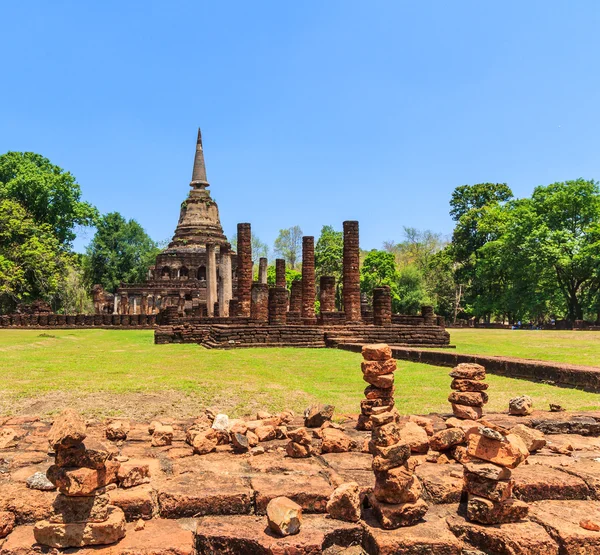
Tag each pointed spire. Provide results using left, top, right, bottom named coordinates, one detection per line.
left=191, top=127, right=209, bottom=187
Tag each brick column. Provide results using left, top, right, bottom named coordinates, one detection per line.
left=319, top=276, right=336, bottom=313
left=251, top=283, right=269, bottom=322
left=373, top=286, right=392, bottom=326
left=289, top=279, right=302, bottom=313
left=421, top=305, right=434, bottom=325
left=258, top=257, right=268, bottom=285
left=219, top=245, right=233, bottom=317
left=236, top=223, right=252, bottom=317
left=206, top=243, right=217, bottom=317
left=301, top=236, right=316, bottom=324
left=343, top=221, right=361, bottom=322
left=275, top=259, right=286, bottom=288
left=269, top=286, right=288, bottom=325
left=140, top=293, right=148, bottom=315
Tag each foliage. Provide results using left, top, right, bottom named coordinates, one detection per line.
left=55, top=259, right=94, bottom=314
left=315, top=225, right=344, bottom=309
left=395, top=265, right=429, bottom=315
left=84, top=212, right=160, bottom=293
left=273, top=225, right=303, bottom=269
left=230, top=232, right=270, bottom=265
left=266, top=265, right=301, bottom=289
left=0, top=152, right=98, bottom=247
left=360, top=250, right=399, bottom=306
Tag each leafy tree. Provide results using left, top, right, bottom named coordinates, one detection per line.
left=360, top=250, right=399, bottom=306
left=0, top=199, right=66, bottom=311
left=55, top=259, right=94, bottom=314
left=0, top=152, right=98, bottom=247
left=84, top=212, right=160, bottom=293
left=395, top=265, right=428, bottom=315
left=315, top=225, right=344, bottom=308
left=273, top=225, right=303, bottom=269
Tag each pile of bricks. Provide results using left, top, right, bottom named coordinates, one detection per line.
left=34, top=409, right=126, bottom=548
left=357, top=343, right=397, bottom=431
left=448, top=363, right=488, bottom=420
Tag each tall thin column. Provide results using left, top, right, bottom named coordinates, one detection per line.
left=237, top=223, right=252, bottom=317
left=289, top=280, right=302, bottom=313
left=301, top=236, right=316, bottom=324
left=113, top=296, right=118, bottom=315
left=219, top=245, right=233, bottom=317
left=251, top=283, right=269, bottom=322
left=258, top=257, right=268, bottom=284
left=319, top=276, right=336, bottom=313
left=275, top=259, right=286, bottom=288
left=141, top=294, right=148, bottom=315
left=133, top=297, right=137, bottom=315
left=343, top=221, right=361, bottom=322
left=206, top=243, right=217, bottom=317
left=373, top=286, right=392, bottom=326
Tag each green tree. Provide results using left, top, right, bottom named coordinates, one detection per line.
left=55, top=258, right=94, bottom=314
left=396, top=265, right=428, bottom=315
left=84, top=212, right=160, bottom=293
left=273, top=225, right=303, bottom=269
left=315, top=225, right=343, bottom=308
left=0, top=199, right=66, bottom=311
left=360, top=250, right=399, bottom=306
left=0, top=152, right=98, bottom=247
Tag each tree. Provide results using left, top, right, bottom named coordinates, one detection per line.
left=273, top=226, right=303, bottom=269
left=315, top=225, right=344, bottom=308
left=84, top=212, right=160, bottom=293
left=0, top=152, right=98, bottom=247
left=395, top=265, right=428, bottom=315
left=360, top=250, right=399, bottom=306
left=55, top=258, right=94, bottom=314
left=0, top=199, right=66, bottom=312
left=230, top=233, right=269, bottom=266
left=266, top=265, right=302, bottom=289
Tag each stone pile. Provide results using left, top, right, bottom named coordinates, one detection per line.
left=448, top=363, right=488, bottom=420
left=357, top=343, right=396, bottom=431
left=34, top=409, right=126, bottom=548
left=367, top=416, right=428, bottom=526
left=463, top=427, right=530, bottom=524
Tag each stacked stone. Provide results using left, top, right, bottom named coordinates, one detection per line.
left=373, top=286, right=392, bottom=326
left=275, top=259, right=287, bottom=288
left=269, top=286, right=289, bottom=325
left=289, top=279, right=302, bottom=313
left=364, top=345, right=429, bottom=529
left=251, top=283, right=269, bottom=322
left=236, top=223, right=252, bottom=317
left=421, top=305, right=435, bottom=325
left=34, top=409, right=126, bottom=548
left=464, top=428, right=530, bottom=524
left=301, top=236, right=316, bottom=324
left=343, top=221, right=361, bottom=322
left=319, top=276, right=336, bottom=313
left=357, top=344, right=396, bottom=431
left=448, top=363, right=489, bottom=420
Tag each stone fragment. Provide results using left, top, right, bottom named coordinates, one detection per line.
left=479, top=427, right=504, bottom=441
left=548, top=440, right=574, bottom=455
left=26, top=471, right=56, bottom=491
left=466, top=494, right=528, bottom=524
left=266, top=496, right=302, bottom=537
left=370, top=410, right=398, bottom=427
left=246, top=431, right=259, bottom=447
left=368, top=495, right=428, bottom=529
left=371, top=422, right=402, bottom=447
left=47, top=462, right=119, bottom=496
left=192, top=428, right=218, bottom=455
left=286, top=441, right=311, bottom=458
left=363, top=386, right=395, bottom=401
left=449, top=363, right=486, bottom=380
left=362, top=372, right=394, bottom=389
left=55, top=440, right=114, bottom=469
left=509, top=395, right=533, bottom=416
left=134, top=518, right=145, bottom=531
left=429, top=428, right=465, bottom=451
left=230, top=420, right=248, bottom=435
left=304, top=404, right=334, bottom=427
left=361, top=343, right=392, bottom=361
left=0, top=428, right=18, bottom=449
left=105, top=419, right=130, bottom=441
left=448, top=391, right=488, bottom=407
left=374, top=470, right=422, bottom=504
left=33, top=506, right=126, bottom=548
left=398, top=421, right=429, bottom=453
left=50, top=493, right=110, bottom=523
left=372, top=444, right=411, bottom=472
left=452, top=404, right=483, bottom=420
left=251, top=446, right=265, bottom=455
left=0, top=511, right=15, bottom=539
left=255, top=425, right=277, bottom=442
left=48, top=408, right=86, bottom=449
left=151, top=424, right=173, bottom=447
left=580, top=519, right=600, bottom=531
left=451, top=379, right=489, bottom=392
left=549, top=403, right=565, bottom=412
left=467, top=433, right=529, bottom=469
left=361, top=359, right=396, bottom=376
left=231, top=432, right=249, bottom=452
left=510, top=424, right=546, bottom=452
left=117, top=460, right=150, bottom=488
left=409, top=415, right=434, bottom=436
left=463, top=460, right=512, bottom=481
left=445, top=417, right=482, bottom=437
left=212, top=414, right=230, bottom=432
left=464, top=472, right=514, bottom=502
left=321, top=428, right=354, bottom=453
left=326, top=482, right=361, bottom=522
left=288, top=427, right=312, bottom=446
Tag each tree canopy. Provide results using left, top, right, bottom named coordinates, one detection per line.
left=273, top=226, right=303, bottom=269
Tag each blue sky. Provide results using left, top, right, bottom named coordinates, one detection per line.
left=2, top=1, right=599, bottom=254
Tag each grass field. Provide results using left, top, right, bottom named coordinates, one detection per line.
left=0, top=329, right=599, bottom=419
left=448, top=328, right=600, bottom=366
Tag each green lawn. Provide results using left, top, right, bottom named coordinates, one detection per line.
left=1, top=329, right=599, bottom=419
left=448, top=328, right=600, bottom=367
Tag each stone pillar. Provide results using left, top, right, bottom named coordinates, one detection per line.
left=206, top=243, right=217, bottom=317
left=343, top=221, right=361, bottom=322
left=421, top=305, right=434, bottom=325
left=269, top=286, right=288, bottom=325
left=113, top=296, right=118, bottom=315
left=178, top=293, right=185, bottom=315
left=289, top=280, right=302, bottom=313
left=141, top=294, right=148, bottom=315
left=301, top=236, right=316, bottom=323
left=258, top=257, right=268, bottom=285
left=319, top=276, right=336, bottom=313
left=219, top=245, right=233, bottom=317
left=275, top=259, right=286, bottom=288
left=120, top=294, right=129, bottom=315
left=251, top=283, right=269, bottom=322
left=133, top=297, right=137, bottom=315
left=236, top=223, right=252, bottom=317
left=373, top=286, right=392, bottom=326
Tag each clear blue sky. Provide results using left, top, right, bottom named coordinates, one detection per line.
left=2, top=1, right=599, bottom=254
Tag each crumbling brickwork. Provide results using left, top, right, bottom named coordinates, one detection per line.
left=237, top=223, right=252, bottom=317
left=251, top=283, right=269, bottom=322
left=343, top=221, right=361, bottom=323
left=301, top=236, right=316, bottom=324
left=275, top=259, right=286, bottom=288
left=319, top=276, right=336, bottom=313
left=290, top=280, right=302, bottom=314
left=373, top=286, right=392, bottom=326
left=421, top=305, right=435, bottom=325
left=269, top=287, right=289, bottom=325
